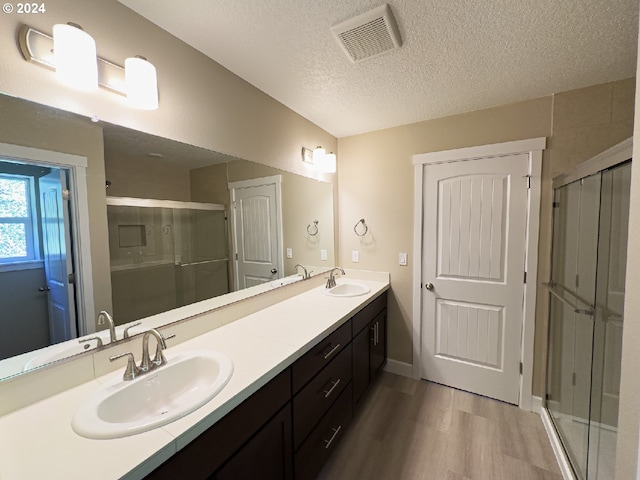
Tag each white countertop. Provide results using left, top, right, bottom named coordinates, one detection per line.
left=0, top=277, right=389, bottom=480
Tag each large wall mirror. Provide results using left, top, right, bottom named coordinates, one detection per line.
left=0, top=93, right=335, bottom=379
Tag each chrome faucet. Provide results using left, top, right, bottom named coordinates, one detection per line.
left=97, top=310, right=117, bottom=344
left=325, top=267, right=345, bottom=289
left=109, top=328, right=175, bottom=381
left=140, top=328, right=170, bottom=372
left=294, top=263, right=311, bottom=279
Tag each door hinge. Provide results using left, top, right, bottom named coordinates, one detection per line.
left=572, top=372, right=577, bottom=386
left=553, top=201, right=560, bottom=208
left=525, top=175, right=531, bottom=189
left=575, top=274, right=580, bottom=289
left=62, top=189, right=71, bottom=201
left=523, top=271, right=527, bottom=284
left=519, top=362, right=523, bottom=375
left=68, top=272, right=76, bottom=284
left=235, top=253, right=238, bottom=260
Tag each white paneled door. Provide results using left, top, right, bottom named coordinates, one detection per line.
left=229, top=176, right=283, bottom=290
left=421, top=154, right=529, bottom=404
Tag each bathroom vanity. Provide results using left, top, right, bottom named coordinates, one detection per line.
left=0, top=272, right=388, bottom=480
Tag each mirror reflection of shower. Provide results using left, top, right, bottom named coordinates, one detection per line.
left=106, top=197, right=228, bottom=325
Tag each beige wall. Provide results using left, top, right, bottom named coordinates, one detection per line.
left=337, top=79, right=635, bottom=399
left=105, top=153, right=192, bottom=201
left=338, top=96, right=553, bottom=365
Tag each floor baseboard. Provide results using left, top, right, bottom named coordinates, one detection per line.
left=383, top=359, right=413, bottom=378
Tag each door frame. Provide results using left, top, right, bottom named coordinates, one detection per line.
left=0, top=141, right=95, bottom=337
left=412, top=137, right=545, bottom=410
left=228, top=175, right=284, bottom=290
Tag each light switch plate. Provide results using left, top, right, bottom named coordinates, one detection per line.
left=320, top=249, right=327, bottom=261
left=352, top=250, right=359, bottom=263
left=286, top=248, right=293, bottom=258
left=399, top=252, right=407, bottom=266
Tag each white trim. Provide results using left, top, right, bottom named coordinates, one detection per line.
left=106, top=196, right=225, bottom=211
left=531, top=395, right=543, bottom=413
left=520, top=148, right=542, bottom=411
left=412, top=163, right=424, bottom=380
left=0, top=141, right=95, bottom=336
left=0, top=260, right=44, bottom=273
left=411, top=137, right=545, bottom=407
left=413, top=137, right=546, bottom=165
left=540, top=406, right=577, bottom=480
left=383, top=359, right=413, bottom=378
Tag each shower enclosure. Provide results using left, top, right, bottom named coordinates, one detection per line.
left=545, top=139, right=632, bottom=479
left=106, top=197, right=229, bottom=324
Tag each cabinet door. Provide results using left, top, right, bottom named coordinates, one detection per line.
left=214, top=403, right=293, bottom=480
left=371, top=311, right=386, bottom=376
left=352, top=322, right=372, bottom=408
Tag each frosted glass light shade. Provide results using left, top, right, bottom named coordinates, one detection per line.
left=53, top=24, right=98, bottom=91
left=313, top=146, right=325, bottom=167
left=322, top=152, right=337, bottom=173
left=125, top=56, right=158, bottom=110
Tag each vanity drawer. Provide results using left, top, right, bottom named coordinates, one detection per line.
left=294, top=384, right=353, bottom=480
left=293, top=343, right=351, bottom=449
left=352, top=292, right=387, bottom=335
left=292, top=320, right=351, bottom=393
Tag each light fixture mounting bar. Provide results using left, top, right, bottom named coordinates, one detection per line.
left=18, top=24, right=127, bottom=96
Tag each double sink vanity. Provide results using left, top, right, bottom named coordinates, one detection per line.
left=0, top=270, right=389, bottom=480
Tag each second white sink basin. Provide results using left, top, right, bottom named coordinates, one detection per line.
left=72, top=350, right=234, bottom=439
left=322, top=281, right=371, bottom=298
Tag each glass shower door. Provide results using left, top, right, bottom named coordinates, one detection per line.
left=546, top=160, right=631, bottom=480
left=546, top=174, right=601, bottom=479
left=588, top=162, right=631, bottom=479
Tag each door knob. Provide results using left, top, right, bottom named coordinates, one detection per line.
left=425, top=282, right=434, bottom=291
left=38, top=286, right=50, bottom=292
left=271, top=268, right=278, bottom=274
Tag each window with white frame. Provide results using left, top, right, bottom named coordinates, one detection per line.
left=0, top=174, right=39, bottom=263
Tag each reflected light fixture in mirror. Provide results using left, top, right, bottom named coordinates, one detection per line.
left=52, top=23, right=98, bottom=91
left=125, top=56, right=159, bottom=110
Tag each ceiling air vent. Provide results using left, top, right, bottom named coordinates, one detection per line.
left=331, top=4, right=402, bottom=63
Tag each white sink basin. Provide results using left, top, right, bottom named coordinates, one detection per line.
left=322, top=281, right=371, bottom=298
left=72, top=350, right=234, bottom=439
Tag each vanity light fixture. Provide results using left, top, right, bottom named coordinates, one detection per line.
left=18, top=24, right=159, bottom=110
left=125, top=56, right=159, bottom=110
left=301, top=146, right=337, bottom=173
left=52, top=23, right=98, bottom=91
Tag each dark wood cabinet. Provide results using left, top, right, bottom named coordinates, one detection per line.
left=214, top=403, right=292, bottom=480
left=145, top=291, right=387, bottom=480
left=146, top=369, right=292, bottom=480
left=352, top=295, right=387, bottom=409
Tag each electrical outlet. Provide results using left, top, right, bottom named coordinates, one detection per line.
left=352, top=250, right=359, bottom=263
left=286, top=248, right=293, bottom=259
left=399, top=252, right=408, bottom=266
left=320, top=249, right=327, bottom=261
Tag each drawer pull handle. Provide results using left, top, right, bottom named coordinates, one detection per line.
left=324, top=425, right=342, bottom=449
left=323, top=343, right=341, bottom=360
left=323, top=378, right=341, bottom=398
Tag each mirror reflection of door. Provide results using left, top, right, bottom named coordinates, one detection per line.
left=0, top=160, right=76, bottom=360
left=39, top=170, right=77, bottom=344
left=229, top=176, right=283, bottom=289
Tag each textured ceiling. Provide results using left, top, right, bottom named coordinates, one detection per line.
left=118, top=0, right=639, bottom=138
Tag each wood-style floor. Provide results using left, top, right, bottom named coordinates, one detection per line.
left=318, top=372, right=562, bottom=480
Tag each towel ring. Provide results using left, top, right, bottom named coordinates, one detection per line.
left=354, top=218, right=368, bottom=237
left=307, top=220, right=319, bottom=236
